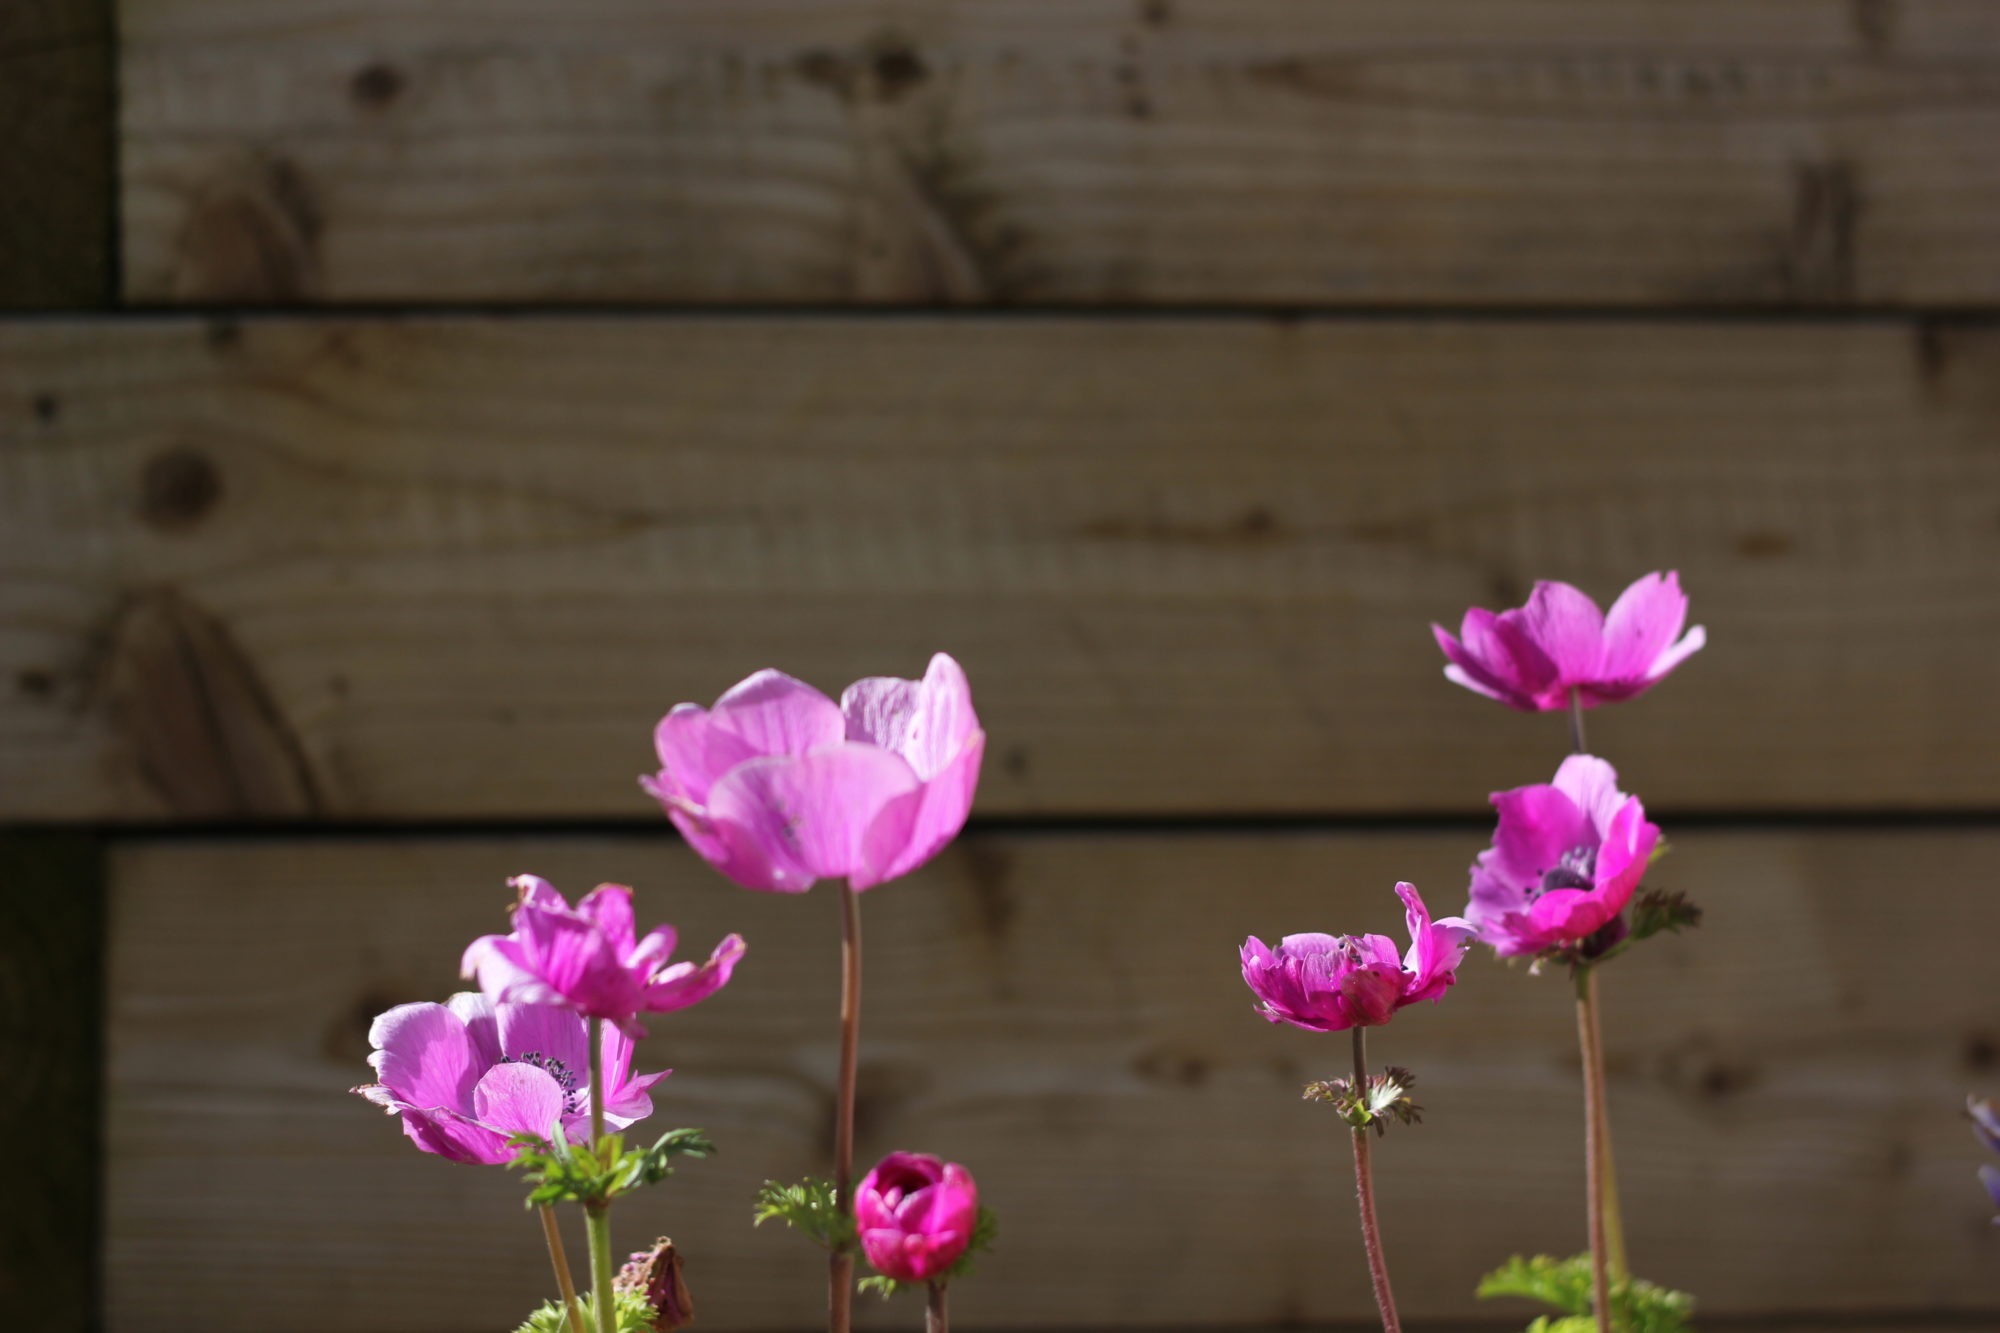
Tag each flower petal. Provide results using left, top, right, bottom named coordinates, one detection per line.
left=1434, top=619, right=1533, bottom=709
left=1524, top=886, right=1617, bottom=941
left=447, top=991, right=502, bottom=1069
left=1396, top=881, right=1470, bottom=998
left=1646, top=623, right=1706, bottom=681
left=1516, top=581, right=1606, bottom=684
left=496, top=1001, right=590, bottom=1080
left=643, top=932, right=746, bottom=1014
left=1598, top=572, right=1689, bottom=681
left=396, top=1106, right=515, bottom=1165
left=650, top=703, right=761, bottom=805
left=1591, top=796, right=1659, bottom=915
left=855, top=731, right=985, bottom=890
left=1972, top=1096, right=2000, bottom=1155
left=367, top=1002, right=481, bottom=1115
left=840, top=653, right=981, bottom=782
left=1551, top=754, right=1629, bottom=837
left=1486, top=782, right=1593, bottom=888
left=707, top=745, right=924, bottom=886
left=707, top=669, right=844, bottom=757
left=472, top=1062, right=568, bottom=1142
left=604, top=1065, right=672, bottom=1130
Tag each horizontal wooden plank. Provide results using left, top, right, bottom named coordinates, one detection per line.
left=6, top=315, right=2000, bottom=820
left=105, top=827, right=2000, bottom=1331
left=118, top=0, right=2000, bottom=306
left=1, top=0, right=112, bottom=308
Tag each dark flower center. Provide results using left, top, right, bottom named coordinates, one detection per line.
left=1535, top=845, right=1598, bottom=898
left=508, top=1049, right=585, bottom=1117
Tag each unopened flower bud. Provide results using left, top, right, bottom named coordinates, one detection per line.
left=855, top=1152, right=979, bottom=1283
left=616, top=1237, right=693, bottom=1331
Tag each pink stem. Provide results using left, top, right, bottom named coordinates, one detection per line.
left=1350, top=1027, right=1402, bottom=1333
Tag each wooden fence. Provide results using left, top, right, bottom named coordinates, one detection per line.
left=3, top=2, right=1999, bottom=1330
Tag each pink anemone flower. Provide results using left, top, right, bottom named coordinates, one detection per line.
left=462, top=875, right=745, bottom=1037
left=1467, top=754, right=1661, bottom=957
left=642, top=653, right=985, bottom=893
left=1241, top=882, right=1473, bottom=1032
left=855, top=1151, right=981, bottom=1283
left=354, top=993, right=667, bottom=1164
left=1433, top=572, right=1705, bottom=712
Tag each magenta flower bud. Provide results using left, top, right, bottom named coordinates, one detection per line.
left=1466, top=755, right=1660, bottom=957
left=461, top=875, right=745, bottom=1036
left=616, top=1237, right=694, bottom=1331
left=855, top=1152, right=980, bottom=1283
left=352, top=993, right=668, bottom=1164
left=1240, top=882, right=1472, bottom=1033
left=1432, top=572, right=1705, bottom=712
left=643, top=654, right=985, bottom=894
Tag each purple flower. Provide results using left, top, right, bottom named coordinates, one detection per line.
left=1241, top=883, right=1473, bottom=1032
left=1972, top=1096, right=2000, bottom=1221
left=1433, top=572, right=1705, bottom=712
left=855, top=1152, right=980, bottom=1283
left=642, top=654, right=985, bottom=893
left=353, top=993, right=667, bottom=1164
left=1467, top=755, right=1660, bottom=958
left=461, top=875, right=745, bottom=1036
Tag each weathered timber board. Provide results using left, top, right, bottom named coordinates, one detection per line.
left=0, top=833, right=103, bottom=1324
left=103, top=829, right=2000, bottom=1331
left=2, top=0, right=113, bottom=307
left=118, top=0, right=2000, bottom=306
left=5, top=316, right=2000, bottom=820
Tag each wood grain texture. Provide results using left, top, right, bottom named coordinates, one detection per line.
left=117, top=0, right=2000, bottom=307
left=104, top=828, right=2000, bottom=1332
left=1, top=833, right=104, bottom=1326
left=6, top=315, right=2000, bottom=820
left=2, top=0, right=113, bottom=307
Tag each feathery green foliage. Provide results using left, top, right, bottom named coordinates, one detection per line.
left=1477, top=1253, right=1695, bottom=1333
left=752, top=1177, right=856, bottom=1252
left=507, top=1127, right=715, bottom=1209
left=515, top=1290, right=656, bottom=1333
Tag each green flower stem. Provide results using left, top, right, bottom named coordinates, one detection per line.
left=1575, top=966, right=1613, bottom=1333
left=586, top=1204, right=615, bottom=1333
left=830, top=886, right=863, bottom=1333
left=587, top=1016, right=615, bottom=1333
left=926, top=1281, right=949, bottom=1333
left=538, top=1204, right=588, bottom=1333
left=1349, top=1027, right=1402, bottom=1333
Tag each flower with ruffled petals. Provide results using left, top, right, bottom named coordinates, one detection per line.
left=1972, top=1095, right=2000, bottom=1222
left=353, top=993, right=667, bottom=1164
left=1467, top=755, right=1660, bottom=958
left=1241, top=883, right=1473, bottom=1033
left=855, top=1152, right=980, bottom=1283
left=462, top=875, right=744, bottom=1036
left=642, top=654, right=985, bottom=893
left=1433, top=572, right=1705, bottom=712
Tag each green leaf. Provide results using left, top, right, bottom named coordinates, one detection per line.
left=753, top=1177, right=856, bottom=1252
left=515, top=1290, right=656, bottom=1333
left=1628, top=889, right=1702, bottom=943
left=1477, top=1253, right=1696, bottom=1333
left=508, top=1127, right=715, bottom=1209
